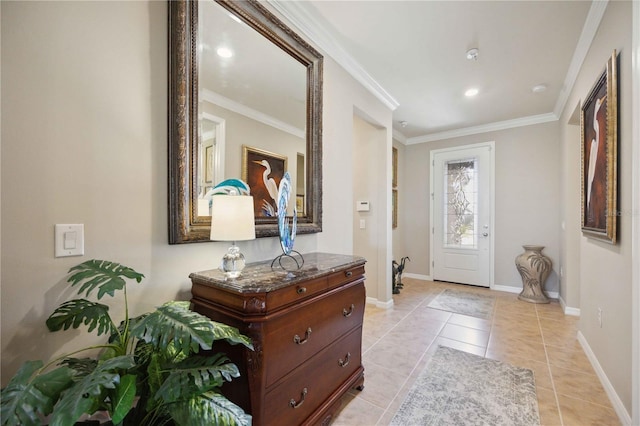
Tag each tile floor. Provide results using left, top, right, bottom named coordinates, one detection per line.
left=332, top=278, right=621, bottom=426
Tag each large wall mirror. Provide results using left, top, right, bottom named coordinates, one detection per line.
left=169, top=0, right=323, bottom=243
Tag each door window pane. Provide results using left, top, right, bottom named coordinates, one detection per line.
left=444, top=159, right=477, bottom=248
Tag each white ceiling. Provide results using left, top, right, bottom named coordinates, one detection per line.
left=200, top=0, right=307, bottom=132
left=270, top=0, right=601, bottom=144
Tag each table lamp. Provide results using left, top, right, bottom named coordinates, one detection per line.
left=210, top=194, right=256, bottom=278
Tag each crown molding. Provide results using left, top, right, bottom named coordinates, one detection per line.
left=553, top=0, right=609, bottom=117
left=267, top=0, right=400, bottom=111
left=268, top=0, right=607, bottom=144
left=406, top=113, right=558, bottom=145
left=392, top=129, right=408, bottom=145
left=201, top=89, right=305, bottom=139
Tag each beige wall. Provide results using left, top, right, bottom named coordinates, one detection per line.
left=402, top=122, right=562, bottom=295
left=352, top=115, right=384, bottom=300
left=0, top=1, right=393, bottom=383
left=392, top=139, right=406, bottom=263
left=559, top=104, right=582, bottom=309
left=318, top=59, right=394, bottom=306
left=559, top=0, right=633, bottom=413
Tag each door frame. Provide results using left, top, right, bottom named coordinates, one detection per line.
left=429, top=141, right=496, bottom=288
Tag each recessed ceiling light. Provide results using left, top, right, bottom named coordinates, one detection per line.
left=465, top=88, right=479, bottom=97
left=216, top=47, right=233, bottom=58
left=466, top=48, right=479, bottom=61
left=531, top=84, right=548, bottom=93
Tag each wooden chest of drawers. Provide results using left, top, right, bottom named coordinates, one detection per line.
left=190, top=253, right=366, bottom=425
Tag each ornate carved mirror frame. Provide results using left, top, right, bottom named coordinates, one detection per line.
left=168, top=0, right=323, bottom=243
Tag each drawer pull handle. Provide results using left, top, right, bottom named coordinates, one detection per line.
left=342, top=304, right=355, bottom=317
left=345, top=271, right=353, bottom=278
left=339, top=352, right=351, bottom=368
left=293, top=327, right=312, bottom=345
left=297, top=287, right=307, bottom=294
left=289, top=388, right=308, bottom=409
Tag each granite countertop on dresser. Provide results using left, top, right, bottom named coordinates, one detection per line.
left=189, top=252, right=366, bottom=293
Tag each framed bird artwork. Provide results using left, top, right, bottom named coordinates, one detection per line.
left=242, top=145, right=288, bottom=218
left=580, top=50, right=618, bottom=244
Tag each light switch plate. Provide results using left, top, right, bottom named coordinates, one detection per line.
left=55, top=224, right=84, bottom=257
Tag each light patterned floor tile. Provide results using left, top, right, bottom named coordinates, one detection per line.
left=439, top=322, right=490, bottom=347
left=550, top=365, right=611, bottom=406
left=331, top=280, right=620, bottom=426
left=557, top=393, right=621, bottom=426
left=536, top=387, right=562, bottom=426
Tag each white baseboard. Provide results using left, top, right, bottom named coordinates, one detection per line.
left=577, top=331, right=631, bottom=425
left=491, top=284, right=559, bottom=300
left=559, top=295, right=581, bottom=316
left=403, top=273, right=432, bottom=281
left=402, top=279, right=573, bottom=313
left=366, top=296, right=394, bottom=309
left=546, top=290, right=559, bottom=299
left=492, top=284, right=521, bottom=294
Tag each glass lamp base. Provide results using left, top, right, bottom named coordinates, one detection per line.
left=221, top=243, right=245, bottom=278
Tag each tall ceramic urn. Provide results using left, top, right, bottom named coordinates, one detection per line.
left=515, top=245, right=552, bottom=304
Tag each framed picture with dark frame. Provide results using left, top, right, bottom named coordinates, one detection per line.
left=204, top=145, right=213, bottom=183
left=581, top=50, right=618, bottom=244
left=242, top=145, right=287, bottom=217
left=392, top=189, right=398, bottom=229
left=392, top=147, right=398, bottom=188
left=296, top=194, right=304, bottom=216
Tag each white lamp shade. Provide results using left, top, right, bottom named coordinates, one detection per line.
left=210, top=195, right=256, bottom=241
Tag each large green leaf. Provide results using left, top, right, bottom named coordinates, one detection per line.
left=1, top=361, right=74, bottom=426
left=59, top=357, right=99, bottom=376
left=131, top=301, right=249, bottom=355
left=48, top=356, right=136, bottom=426
left=67, top=260, right=144, bottom=299
left=208, top=320, right=254, bottom=350
left=154, top=354, right=240, bottom=404
left=46, top=299, right=113, bottom=335
left=110, top=374, right=137, bottom=424
left=142, top=350, right=165, bottom=414
left=168, top=391, right=251, bottom=426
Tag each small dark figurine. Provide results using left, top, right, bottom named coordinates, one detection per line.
left=392, top=256, right=410, bottom=294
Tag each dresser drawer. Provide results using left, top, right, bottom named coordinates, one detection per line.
left=263, top=327, right=362, bottom=426
left=327, top=265, right=365, bottom=289
left=265, top=265, right=365, bottom=312
left=266, top=275, right=328, bottom=311
left=263, top=280, right=365, bottom=387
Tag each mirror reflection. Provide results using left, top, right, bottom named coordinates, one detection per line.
left=197, top=0, right=307, bottom=219
left=168, top=0, right=323, bottom=243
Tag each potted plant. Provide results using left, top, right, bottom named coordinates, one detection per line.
left=1, top=260, right=253, bottom=426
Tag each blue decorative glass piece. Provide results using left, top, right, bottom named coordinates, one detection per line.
left=211, top=178, right=250, bottom=196
left=277, top=172, right=297, bottom=255
left=207, top=179, right=251, bottom=211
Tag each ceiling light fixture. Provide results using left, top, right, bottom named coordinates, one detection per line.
left=466, top=48, right=479, bottom=61
left=531, top=84, right=548, bottom=93
left=465, top=88, right=479, bottom=97
left=216, top=47, right=233, bottom=58
left=400, top=120, right=408, bottom=128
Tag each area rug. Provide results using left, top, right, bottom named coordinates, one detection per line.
left=390, top=346, right=540, bottom=426
left=427, top=288, right=496, bottom=319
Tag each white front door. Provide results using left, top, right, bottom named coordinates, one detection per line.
left=431, top=143, right=494, bottom=287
